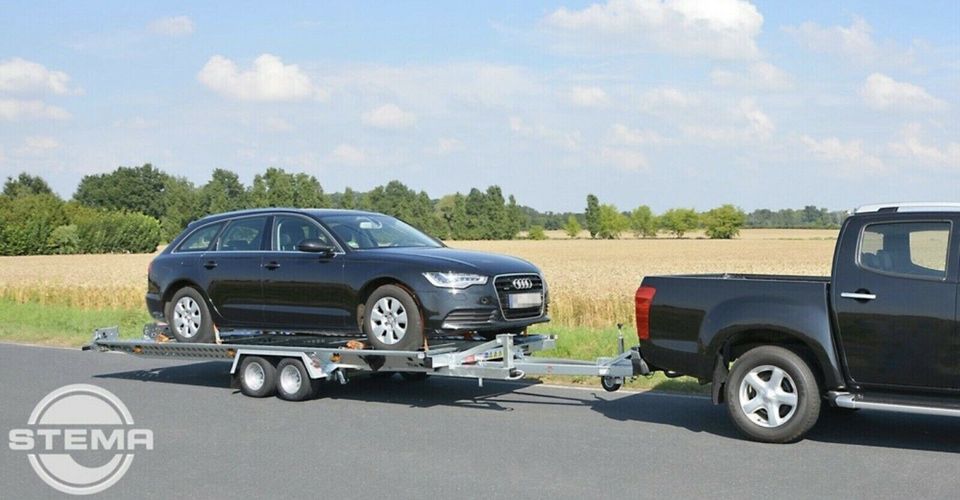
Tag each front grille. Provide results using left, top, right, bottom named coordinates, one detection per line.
left=494, top=274, right=545, bottom=320
left=443, top=309, right=497, bottom=327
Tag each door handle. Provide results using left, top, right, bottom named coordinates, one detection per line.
left=203, top=260, right=217, bottom=269
left=841, top=291, right=877, bottom=301
left=264, top=261, right=281, bottom=270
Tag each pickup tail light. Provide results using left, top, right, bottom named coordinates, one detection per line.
left=635, top=286, right=656, bottom=341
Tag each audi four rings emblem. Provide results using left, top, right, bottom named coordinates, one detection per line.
left=512, top=278, right=534, bottom=289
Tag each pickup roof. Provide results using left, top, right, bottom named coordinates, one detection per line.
left=633, top=202, right=960, bottom=442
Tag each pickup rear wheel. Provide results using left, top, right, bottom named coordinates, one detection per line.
left=724, top=346, right=820, bottom=443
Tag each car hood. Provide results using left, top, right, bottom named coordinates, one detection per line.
left=359, top=247, right=540, bottom=275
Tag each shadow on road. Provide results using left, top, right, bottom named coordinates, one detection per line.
left=94, top=361, right=960, bottom=452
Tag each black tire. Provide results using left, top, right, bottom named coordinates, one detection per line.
left=165, top=287, right=215, bottom=343
left=724, top=346, right=821, bottom=443
left=362, top=285, right=424, bottom=351
left=275, top=358, right=319, bottom=401
left=601, top=376, right=623, bottom=392
left=238, top=356, right=276, bottom=398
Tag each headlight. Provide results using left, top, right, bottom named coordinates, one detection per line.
left=422, top=272, right=488, bottom=289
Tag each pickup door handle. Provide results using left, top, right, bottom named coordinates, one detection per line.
left=841, top=292, right=877, bottom=301
left=264, top=261, right=281, bottom=270
left=203, top=260, right=217, bottom=269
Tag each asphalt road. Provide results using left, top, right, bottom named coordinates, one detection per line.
left=1, top=343, right=958, bottom=499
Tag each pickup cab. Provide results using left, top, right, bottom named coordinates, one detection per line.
left=633, top=202, right=960, bottom=442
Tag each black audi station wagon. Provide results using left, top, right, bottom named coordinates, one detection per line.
left=146, top=209, right=549, bottom=350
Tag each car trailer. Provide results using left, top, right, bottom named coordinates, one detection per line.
left=83, top=324, right=651, bottom=401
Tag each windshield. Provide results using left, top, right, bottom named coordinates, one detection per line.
left=321, top=214, right=442, bottom=250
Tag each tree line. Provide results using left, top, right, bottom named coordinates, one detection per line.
left=0, top=165, right=847, bottom=255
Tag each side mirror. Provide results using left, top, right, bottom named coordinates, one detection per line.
left=297, top=239, right=336, bottom=256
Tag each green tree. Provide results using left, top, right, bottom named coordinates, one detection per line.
left=73, top=164, right=169, bottom=219
left=0, top=194, right=68, bottom=255
left=660, top=208, right=700, bottom=238
left=629, top=205, right=658, bottom=238
left=596, top=204, right=629, bottom=239
left=585, top=194, right=600, bottom=238
left=703, top=204, right=746, bottom=239
left=527, top=225, right=547, bottom=240
left=249, top=167, right=326, bottom=208
left=563, top=215, right=582, bottom=238
left=3, top=173, right=54, bottom=198
left=436, top=193, right=467, bottom=240
left=161, top=176, right=204, bottom=241
left=339, top=187, right=358, bottom=209
left=201, top=169, right=248, bottom=214
left=364, top=180, right=441, bottom=235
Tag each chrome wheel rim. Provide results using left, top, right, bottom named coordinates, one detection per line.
left=173, top=296, right=202, bottom=338
left=370, top=296, right=408, bottom=345
left=244, top=362, right=266, bottom=391
left=280, top=364, right=302, bottom=395
left=739, top=364, right=799, bottom=428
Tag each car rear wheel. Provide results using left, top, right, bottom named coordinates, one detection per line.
left=724, top=346, right=820, bottom=443
left=165, top=287, right=214, bottom=343
left=362, top=285, right=423, bottom=351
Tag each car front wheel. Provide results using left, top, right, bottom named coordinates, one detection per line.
left=362, top=285, right=423, bottom=351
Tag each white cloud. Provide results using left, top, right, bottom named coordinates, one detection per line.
left=113, top=116, right=158, bottom=129
left=638, top=87, right=699, bottom=110
left=861, top=73, right=945, bottom=112
left=888, top=123, right=960, bottom=166
left=609, top=124, right=665, bottom=145
left=331, top=144, right=367, bottom=165
left=509, top=116, right=581, bottom=151
left=434, top=138, right=464, bottom=155
left=785, top=17, right=877, bottom=62
left=0, top=98, right=71, bottom=121
left=360, top=103, right=417, bottom=129
left=682, top=98, right=773, bottom=142
left=543, top=0, right=764, bottom=59
left=801, top=135, right=884, bottom=173
left=198, top=54, right=327, bottom=102
left=568, top=86, right=610, bottom=108
left=148, top=16, right=195, bottom=37
left=710, top=62, right=793, bottom=91
left=0, top=58, right=77, bottom=95
left=17, top=136, right=60, bottom=156
left=600, top=146, right=647, bottom=171
left=264, top=116, right=294, bottom=133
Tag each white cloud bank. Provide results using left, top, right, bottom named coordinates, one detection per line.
left=543, top=0, right=764, bottom=59
left=568, top=86, right=610, bottom=108
left=711, top=62, right=793, bottom=91
left=861, top=73, right=945, bottom=112
left=198, top=54, right=327, bottom=102
left=888, top=123, right=960, bottom=167
left=148, top=16, right=195, bottom=37
left=361, top=103, right=417, bottom=129
left=801, top=135, right=884, bottom=173
left=0, top=98, right=71, bottom=121
left=0, top=57, right=78, bottom=95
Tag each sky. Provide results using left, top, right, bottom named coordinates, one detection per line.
left=0, top=0, right=957, bottom=213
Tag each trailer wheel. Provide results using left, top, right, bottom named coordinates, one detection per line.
left=238, top=356, right=276, bottom=398
left=362, top=285, right=424, bottom=351
left=165, top=287, right=214, bottom=343
left=600, top=376, right=623, bottom=392
left=276, top=358, right=319, bottom=401
left=724, top=346, right=820, bottom=443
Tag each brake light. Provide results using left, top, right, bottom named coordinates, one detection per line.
left=635, top=286, right=656, bottom=341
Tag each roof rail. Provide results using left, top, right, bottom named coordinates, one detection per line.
left=854, top=202, right=960, bottom=214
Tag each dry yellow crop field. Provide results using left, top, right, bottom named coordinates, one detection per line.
left=0, top=229, right=839, bottom=327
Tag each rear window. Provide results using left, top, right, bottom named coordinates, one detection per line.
left=177, top=223, right=222, bottom=252
left=218, top=217, right=267, bottom=252
left=859, top=221, right=950, bottom=279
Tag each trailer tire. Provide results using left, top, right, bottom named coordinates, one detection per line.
left=276, top=358, right=319, bottom=401
left=165, top=287, right=215, bottom=343
left=601, top=376, right=623, bottom=392
left=724, top=346, right=820, bottom=443
left=238, top=356, right=276, bottom=398
left=362, top=285, right=423, bottom=351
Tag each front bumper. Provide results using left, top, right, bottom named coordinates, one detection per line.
left=416, top=281, right=549, bottom=333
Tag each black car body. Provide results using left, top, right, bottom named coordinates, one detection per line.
left=633, top=203, right=960, bottom=442
left=146, top=209, right=548, bottom=339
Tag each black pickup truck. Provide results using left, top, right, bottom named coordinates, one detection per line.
left=633, top=203, right=960, bottom=442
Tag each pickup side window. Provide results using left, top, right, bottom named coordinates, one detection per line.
left=858, top=221, right=950, bottom=279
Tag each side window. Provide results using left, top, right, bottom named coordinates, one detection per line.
left=177, top=223, right=222, bottom=252
left=859, top=221, right=950, bottom=279
left=274, top=216, right=332, bottom=251
left=218, top=217, right=267, bottom=252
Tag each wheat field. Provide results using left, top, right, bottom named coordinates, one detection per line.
left=0, top=229, right=838, bottom=328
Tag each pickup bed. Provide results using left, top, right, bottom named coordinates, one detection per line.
left=633, top=203, right=960, bottom=442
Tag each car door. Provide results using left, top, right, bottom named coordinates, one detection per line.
left=202, top=216, right=269, bottom=327
left=833, top=216, right=959, bottom=390
left=261, top=214, right=349, bottom=331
